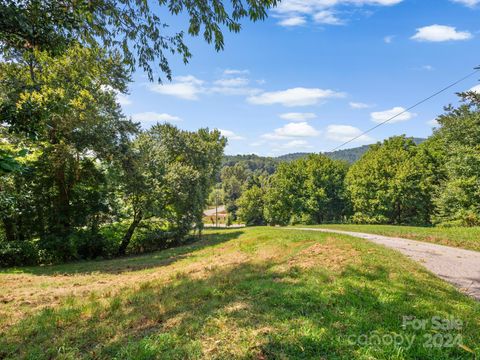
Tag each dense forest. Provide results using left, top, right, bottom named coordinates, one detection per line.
left=220, top=100, right=480, bottom=228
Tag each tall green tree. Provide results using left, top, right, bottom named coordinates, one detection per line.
left=236, top=174, right=268, bottom=226
left=114, top=132, right=167, bottom=256
left=433, top=146, right=480, bottom=226
left=0, top=45, right=137, bottom=254
left=264, top=154, right=349, bottom=225
left=302, top=154, right=350, bottom=224
left=429, top=92, right=480, bottom=226
left=116, top=124, right=226, bottom=255
left=346, top=136, right=431, bottom=225
left=221, top=163, right=250, bottom=219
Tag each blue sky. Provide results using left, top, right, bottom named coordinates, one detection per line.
left=120, top=0, right=480, bottom=156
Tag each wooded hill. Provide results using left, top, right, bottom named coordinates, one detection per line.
left=224, top=137, right=426, bottom=166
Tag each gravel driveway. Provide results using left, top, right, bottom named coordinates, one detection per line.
left=289, top=227, right=480, bottom=300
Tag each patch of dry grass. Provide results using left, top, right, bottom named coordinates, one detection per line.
left=283, top=237, right=360, bottom=271
left=1, top=227, right=479, bottom=359
left=0, top=231, right=247, bottom=329
left=0, top=231, right=353, bottom=330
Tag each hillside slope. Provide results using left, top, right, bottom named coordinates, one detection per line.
left=277, top=137, right=426, bottom=163
left=225, top=138, right=426, bottom=166
left=1, top=227, right=479, bottom=359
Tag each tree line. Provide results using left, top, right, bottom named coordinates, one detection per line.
left=0, top=0, right=277, bottom=266
left=229, top=92, right=480, bottom=228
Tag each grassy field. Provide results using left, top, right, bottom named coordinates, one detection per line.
left=1, top=227, right=479, bottom=359
left=295, top=224, right=480, bottom=252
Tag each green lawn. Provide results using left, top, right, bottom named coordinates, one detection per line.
left=1, top=227, right=479, bottom=359
left=297, top=224, right=480, bottom=252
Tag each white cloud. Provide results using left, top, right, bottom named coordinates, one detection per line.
left=213, top=87, right=261, bottom=96
left=326, top=125, right=373, bottom=143
left=149, top=75, right=204, bottom=100
left=469, top=84, right=480, bottom=93
left=248, top=87, right=344, bottom=107
left=421, top=65, right=435, bottom=71
left=101, top=85, right=132, bottom=106
left=250, top=140, right=266, bottom=147
left=116, top=93, right=132, bottom=106
left=384, top=35, right=394, bottom=44
left=219, top=129, right=245, bottom=140
left=149, top=73, right=260, bottom=99
left=411, top=25, right=472, bottom=42
left=313, top=10, right=344, bottom=25
left=371, top=106, right=416, bottom=123
left=451, top=0, right=480, bottom=7
left=223, top=69, right=250, bottom=75
left=275, top=0, right=403, bottom=15
left=274, top=0, right=313, bottom=14
left=279, top=140, right=314, bottom=149
left=427, top=119, right=440, bottom=127
left=132, top=112, right=182, bottom=123
left=211, top=76, right=261, bottom=96
left=280, top=112, right=317, bottom=121
left=262, top=122, right=321, bottom=140
left=349, top=101, right=372, bottom=109
left=214, top=77, right=250, bottom=87
left=274, top=0, right=403, bottom=27
left=278, top=16, right=307, bottom=26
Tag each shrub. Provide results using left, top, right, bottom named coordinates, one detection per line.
left=436, top=209, right=480, bottom=228
left=0, top=240, right=39, bottom=267
left=351, top=212, right=390, bottom=225
left=102, top=220, right=182, bottom=255
left=129, top=230, right=174, bottom=254
left=74, top=230, right=117, bottom=260
left=37, top=234, right=77, bottom=264
left=37, top=230, right=117, bottom=264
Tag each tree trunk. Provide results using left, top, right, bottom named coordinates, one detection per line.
left=2, top=217, right=16, bottom=242
left=118, top=212, right=142, bottom=256
left=53, top=150, right=72, bottom=237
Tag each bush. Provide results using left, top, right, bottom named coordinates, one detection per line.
left=37, top=230, right=117, bottom=264
left=351, top=212, right=389, bottom=225
left=129, top=229, right=174, bottom=253
left=436, top=209, right=480, bottom=228
left=101, top=220, right=182, bottom=255
left=0, top=240, right=39, bottom=267
left=74, top=230, right=117, bottom=260
left=37, top=234, right=77, bottom=264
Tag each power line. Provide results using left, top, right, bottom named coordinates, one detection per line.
left=330, top=67, right=480, bottom=152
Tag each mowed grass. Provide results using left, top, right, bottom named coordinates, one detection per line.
left=1, top=227, right=479, bottom=359
left=298, top=224, right=480, bottom=252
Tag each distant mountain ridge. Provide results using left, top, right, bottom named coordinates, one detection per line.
left=225, top=137, right=426, bottom=165
left=276, top=145, right=373, bottom=163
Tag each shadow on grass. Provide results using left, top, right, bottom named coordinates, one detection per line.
left=2, top=258, right=479, bottom=359
left=1, top=230, right=245, bottom=276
